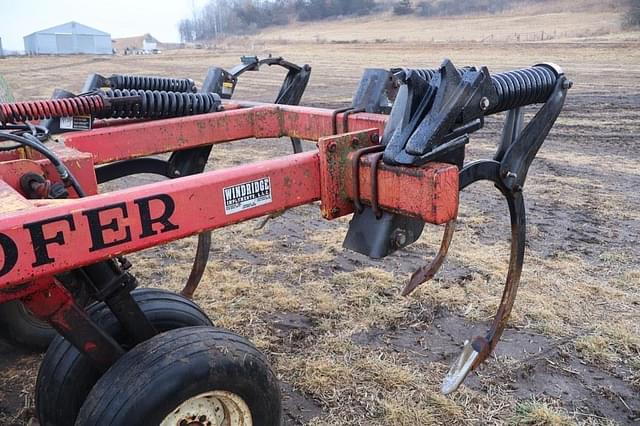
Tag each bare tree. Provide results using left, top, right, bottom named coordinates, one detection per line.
left=179, top=0, right=375, bottom=40
left=626, top=0, right=640, bottom=27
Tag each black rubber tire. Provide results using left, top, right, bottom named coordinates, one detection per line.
left=36, top=288, right=213, bottom=426
left=76, top=326, right=282, bottom=426
left=0, top=300, right=56, bottom=352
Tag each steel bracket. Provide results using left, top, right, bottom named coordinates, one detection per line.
left=319, top=129, right=379, bottom=220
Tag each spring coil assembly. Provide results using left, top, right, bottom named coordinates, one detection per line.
left=100, top=89, right=220, bottom=119
left=487, top=65, right=557, bottom=114
left=0, top=95, right=105, bottom=124
left=393, top=66, right=474, bottom=82
left=396, top=65, right=559, bottom=115
left=108, top=75, right=197, bottom=93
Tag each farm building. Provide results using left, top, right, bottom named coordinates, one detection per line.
left=23, top=22, right=112, bottom=55
left=112, top=33, right=183, bottom=54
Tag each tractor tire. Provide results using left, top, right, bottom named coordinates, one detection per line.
left=76, top=326, right=282, bottom=426
left=36, top=288, right=213, bottom=426
left=0, top=300, right=56, bottom=352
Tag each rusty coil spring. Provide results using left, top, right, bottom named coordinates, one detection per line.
left=395, top=65, right=559, bottom=114
left=108, top=75, right=197, bottom=93
left=0, top=95, right=105, bottom=124
left=101, top=89, right=220, bottom=119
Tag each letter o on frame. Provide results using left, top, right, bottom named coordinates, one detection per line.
left=0, top=233, right=18, bottom=277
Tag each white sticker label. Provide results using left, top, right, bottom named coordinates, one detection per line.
left=59, top=116, right=92, bottom=131
left=223, top=177, right=272, bottom=215
left=59, top=116, right=74, bottom=129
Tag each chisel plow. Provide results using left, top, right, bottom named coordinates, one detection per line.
left=0, top=57, right=569, bottom=425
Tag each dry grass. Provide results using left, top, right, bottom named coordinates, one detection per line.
left=256, top=0, right=628, bottom=44
left=511, top=399, right=574, bottom=426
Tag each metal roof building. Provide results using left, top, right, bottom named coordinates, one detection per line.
left=24, top=22, right=112, bottom=55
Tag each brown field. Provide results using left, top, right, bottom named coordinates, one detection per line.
left=0, top=4, right=639, bottom=425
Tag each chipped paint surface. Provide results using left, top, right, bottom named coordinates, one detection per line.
left=62, top=105, right=386, bottom=165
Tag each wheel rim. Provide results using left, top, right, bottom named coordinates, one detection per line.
left=160, top=391, right=252, bottom=426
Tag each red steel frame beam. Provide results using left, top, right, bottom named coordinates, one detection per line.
left=0, top=151, right=320, bottom=290
left=0, top=105, right=458, bottom=300
left=62, top=105, right=388, bottom=165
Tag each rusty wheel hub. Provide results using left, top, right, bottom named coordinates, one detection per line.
left=160, top=390, right=252, bottom=426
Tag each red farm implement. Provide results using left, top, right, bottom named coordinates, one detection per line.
left=0, top=58, right=570, bottom=425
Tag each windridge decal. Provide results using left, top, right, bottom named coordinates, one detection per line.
left=223, top=177, right=272, bottom=215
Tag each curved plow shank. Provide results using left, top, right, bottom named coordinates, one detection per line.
left=181, top=232, right=212, bottom=299
left=402, top=219, right=456, bottom=296
left=441, top=183, right=526, bottom=394
left=383, top=62, right=569, bottom=393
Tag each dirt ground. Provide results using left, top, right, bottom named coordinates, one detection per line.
left=0, top=21, right=639, bottom=426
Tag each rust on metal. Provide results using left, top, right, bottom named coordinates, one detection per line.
left=345, top=153, right=459, bottom=224
left=403, top=219, right=457, bottom=296
left=342, top=107, right=365, bottom=133
left=319, top=129, right=377, bottom=220
left=62, top=105, right=387, bottom=165
left=0, top=151, right=322, bottom=289
left=0, top=143, right=97, bottom=197
left=180, top=231, right=211, bottom=299
left=350, top=145, right=385, bottom=213
left=368, top=151, right=385, bottom=219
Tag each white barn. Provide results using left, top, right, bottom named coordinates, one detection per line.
left=24, top=22, right=112, bottom=55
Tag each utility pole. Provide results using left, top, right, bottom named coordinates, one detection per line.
left=0, top=37, right=4, bottom=59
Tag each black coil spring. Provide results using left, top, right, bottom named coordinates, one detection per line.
left=400, top=67, right=438, bottom=81
left=393, top=67, right=472, bottom=81
left=396, top=65, right=559, bottom=114
left=488, top=66, right=557, bottom=113
left=108, top=75, right=197, bottom=93
left=100, top=89, right=220, bottom=119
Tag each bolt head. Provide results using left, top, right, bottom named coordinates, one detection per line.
left=328, top=143, right=337, bottom=152
left=394, top=231, right=407, bottom=247
left=370, top=134, right=380, bottom=144
left=479, top=97, right=490, bottom=111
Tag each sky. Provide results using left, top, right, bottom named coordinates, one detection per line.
left=0, top=0, right=210, bottom=51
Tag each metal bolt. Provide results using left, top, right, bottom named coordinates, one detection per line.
left=479, top=97, right=490, bottom=111
left=331, top=207, right=340, bottom=216
left=562, top=80, right=573, bottom=90
left=328, top=143, right=337, bottom=152
left=394, top=231, right=407, bottom=247
left=351, top=137, right=359, bottom=147
left=504, top=171, right=517, bottom=180
left=370, top=134, right=380, bottom=144
left=173, top=170, right=181, bottom=177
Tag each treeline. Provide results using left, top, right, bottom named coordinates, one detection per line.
left=626, top=0, right=640, bottom=27
left=393, top=0, right=531, bottom=16
left=178, top=0, right=543, bottom=42
left=178, top=0, right=376, bottom=42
